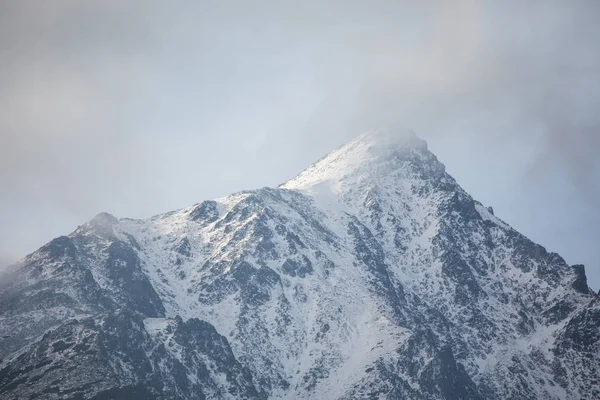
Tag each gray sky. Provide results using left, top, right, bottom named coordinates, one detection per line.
left=1, top=1, right=598, bottom=289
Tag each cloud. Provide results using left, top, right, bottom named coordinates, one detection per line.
left=0, top=1, right=598, bottom=285
left=284, top=0, right=600, bottom=206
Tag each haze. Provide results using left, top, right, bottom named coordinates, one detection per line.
left=0, top=1, right=598, bottom=289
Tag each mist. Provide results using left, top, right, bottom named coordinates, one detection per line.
left=0, top=1, right=598, bottom=288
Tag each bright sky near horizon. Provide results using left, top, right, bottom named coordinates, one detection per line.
left=1, top=1, right=599, bottom=289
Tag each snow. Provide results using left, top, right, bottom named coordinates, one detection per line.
left=283, top=128, right=423, bottom=193
left=108, top=128, right=593, bottom=398
left=474, top=202, right=511, bottom=230
left=4, top=128, right=595, bottom=399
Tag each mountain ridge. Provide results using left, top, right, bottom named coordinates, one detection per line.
left=1, top=128, right=598, bottom=399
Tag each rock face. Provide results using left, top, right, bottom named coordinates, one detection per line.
left=0, top=128, right=598, bottom=399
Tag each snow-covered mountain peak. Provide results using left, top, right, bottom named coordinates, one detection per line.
left=282, top=127, right=431, bottom=194
left=1, top=127, right=598, bottom=400
left=90, top=212, right=119, bottom=226
left=72, top=211, right=120, bottom=238
left=281, top=128, right=447, bottom=223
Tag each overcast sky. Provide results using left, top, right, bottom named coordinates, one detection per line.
left=1, top=1, right=598, bottom=289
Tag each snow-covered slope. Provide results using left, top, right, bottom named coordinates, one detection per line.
left=1, top=128, right=598, bottom=399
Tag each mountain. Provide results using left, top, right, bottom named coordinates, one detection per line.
left=0, top=129, right=598, bottom=400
